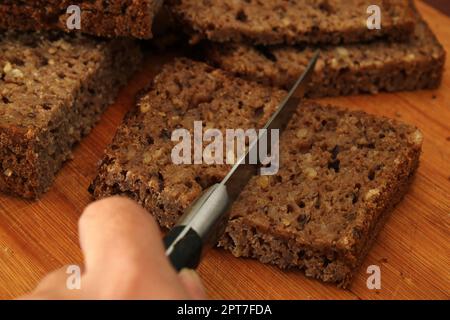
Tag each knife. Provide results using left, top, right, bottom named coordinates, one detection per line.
left=163, top=51, right=320, bottom=271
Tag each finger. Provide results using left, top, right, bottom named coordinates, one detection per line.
left=179, top=269, right=207, bottom=300
left=78, top=196, right=189, bottom=299
left=21, top=266, right=80, bottom=300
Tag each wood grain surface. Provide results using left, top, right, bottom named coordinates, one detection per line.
left=0, top=1, right=449, bottom=300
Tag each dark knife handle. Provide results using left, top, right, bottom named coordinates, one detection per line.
left=163, top=226, right=203, bottom=271
left=163, top=184, right=230, bottom=272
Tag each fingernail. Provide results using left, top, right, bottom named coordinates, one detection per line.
left=180, top=268, right=201, bottom=282
left=179, top=268, right=206, bottom=299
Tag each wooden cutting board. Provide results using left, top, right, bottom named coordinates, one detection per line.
left=0, top=1, right=449, bottom=300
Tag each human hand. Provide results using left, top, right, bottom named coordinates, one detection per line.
left=21, top=197, right=206, bottom=300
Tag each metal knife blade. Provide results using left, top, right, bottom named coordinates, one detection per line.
left=221, top=50, right=320, bottom=201
left=164, top=51, right=320, bottom=271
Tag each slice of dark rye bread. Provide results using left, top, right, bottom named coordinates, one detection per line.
left=205, top=10, right=446, bottom=97
left=90, top=59, right=422, bottom=287
left=0, top=0, right=163, bottom=39
left=167, top=0, right=415, bottom=46
left=0, top=31, right=142, bottom=199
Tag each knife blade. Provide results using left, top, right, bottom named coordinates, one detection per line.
left=164, top=51, right=320, bottom=271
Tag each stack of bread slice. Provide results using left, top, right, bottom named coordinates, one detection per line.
left=169, top=0, right=445, bottom=97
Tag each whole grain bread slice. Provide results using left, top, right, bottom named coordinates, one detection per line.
left=90, top=59, right=422, bottom=287
left=205, top=9, right=445, bottom=97
left=0, top=0, right=163, bottom=39
left=0, top=31, right=142, bottom=198
left=168, top=0, right=415, bottom=45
